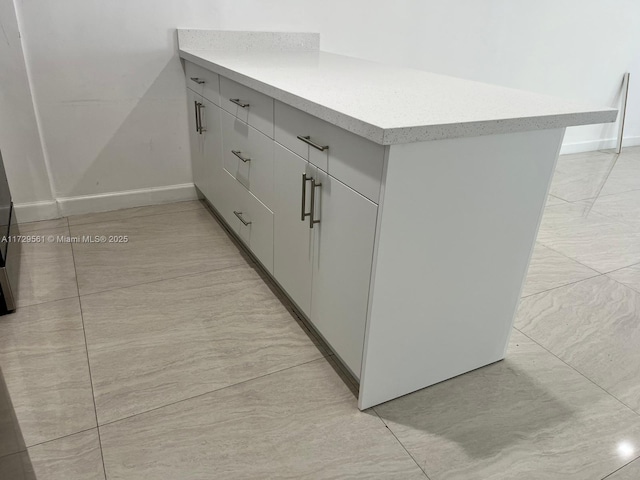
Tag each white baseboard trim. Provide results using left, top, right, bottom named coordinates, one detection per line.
left=56, top=183, right=198, bottom=217
left=13, top=200, right=60, bottom=224
left=560, top=136, right=640, bottom=155
left=14, top=183, right=198, bottom=222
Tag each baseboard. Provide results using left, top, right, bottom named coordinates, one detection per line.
left=13, top=200, right=60, bottom=223
left=56, top=183, right=198, bottom=217
left=560, top=136, right=640, bottom=155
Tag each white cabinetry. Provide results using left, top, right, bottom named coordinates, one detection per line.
left=180, top=30, right=610, bottom=411
left=310, top=169, right=377, bottom=377
left=272, top=144, right=377, bottom=376
left=273, top=144, right=315, bottom=317
left=186, top=59, right=381, bottom=379
left=186, top=90, right=223, bottom=207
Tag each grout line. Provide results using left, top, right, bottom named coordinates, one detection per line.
left=69, top=231, right=108, bottom=480
left=96, top=357, right=327, bottom=429
left=521, top=274, right=603, bottom=299
left=371, top=408, right=432, bottom=479
left=66, top=202, right=204, bottom=228
left=535, top=242, right=607, bottom=275
left=0, top=426, right=100, bottom=458
left=514, top=327, right=640, bottom=417
left=603, top=260, right=640, bottom=276
left=15, top=294, right=80, bottom=310
left=601, top=454, right=640, bottom=479
left=603, top=274, right=640, bottom=297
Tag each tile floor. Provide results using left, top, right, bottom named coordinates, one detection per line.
left=1, top=147, right=640, bottom=479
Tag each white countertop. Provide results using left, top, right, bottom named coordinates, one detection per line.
left=178, top=30, right=617, bottom=145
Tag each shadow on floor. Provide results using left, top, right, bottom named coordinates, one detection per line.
left=375, top=358, right=575, bottom=460
left=0, top=366, right=35, bottom=479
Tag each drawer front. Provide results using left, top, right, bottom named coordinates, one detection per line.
left=236, top=188, right=274, bottom=274
left=274, top=101, right=313, bottom=162
left=220, top=77, right=274, bottom=138
left=274, top=101, right=384, bottom=203
left=217, top=169, right=246, bottom=228
left=221, top=173, right=274, bottom=273
left=221, top=110, right=274, bottom=210
left=184, top=61, right=220, bottom=106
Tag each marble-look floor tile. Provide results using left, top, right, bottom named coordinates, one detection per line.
left=71, top=208, right=251, bottom=295
left=550, top=152, right=617, bottom=202
left=18, top=218, right=67, bottom=233
left=67, top=200, right=203, bottom=226
left=16, top=226, right=78, bottom=307
left=374, top=330, right=640, bottom=480
left=608, top=264, right=640, bottom=294
left=0, top=429, right=105, bottom=480
left=100, top=359, right=426, bottom=479
left=0, top=298, right=96, bottom=446
left=522, top=243, right=599, bottom=297
left=82, top=264, right=326, bottom=424
left=536, top=202, right=640, bottom=273
left=27, top=429, right=105, bottom=480
left=588, top=189, right=640, bottom=228
left=606, top=457, right=640, bottom=479
left=516, top=276, right=640, bottom=413
left=0, top=365, right=25, bottom=458
left=599, top=154, right=640, bottom=197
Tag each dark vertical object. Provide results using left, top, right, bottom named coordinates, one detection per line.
left=0, top=149, right=19, bottom=314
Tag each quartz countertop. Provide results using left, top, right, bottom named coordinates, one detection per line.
left=178, top=30, right=617, bottom=145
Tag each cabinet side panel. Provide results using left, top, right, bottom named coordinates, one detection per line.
left=359, top=128, right=565, bottom=409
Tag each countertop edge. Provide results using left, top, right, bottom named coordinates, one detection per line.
left=179, top=48, right=618, bottom=146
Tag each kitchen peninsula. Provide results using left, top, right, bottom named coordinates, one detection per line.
left=177, top=29, right=616, bottom=409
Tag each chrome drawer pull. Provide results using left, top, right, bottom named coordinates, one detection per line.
left=230, top=98, right=250, bottom=108
left=196, top=102, right=206, bottom=134
left=297, top=135, right=328, bottom=152
left=233, top=211, right=252, bottom=226
left=231, top=150, right=251, bottom=163
left=301, top=174, right=312, bottom=221
left=190, top=77, right=205, bottom=85
left=309, top=178, right=321, bottom=229
left=194, top=101, right=200, bottom=134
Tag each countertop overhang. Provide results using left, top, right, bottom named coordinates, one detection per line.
left=178, top=29, right=618, bottom=146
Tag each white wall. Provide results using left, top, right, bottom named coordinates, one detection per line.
left=15, top=0, right=226, bottom=205
left=214, top=0, right=639, bottom=152
left=5, top=0, right=639, bottom=219
left=0, top=0, right=54, bottom=220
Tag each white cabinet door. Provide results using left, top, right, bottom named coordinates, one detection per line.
left=311, top=169, right=378, bottom=378
left=187, top=89, right=205, bottom=194
left=200, top=98, right=223, bottom=207
left=273, top=143, right=315, bottom=317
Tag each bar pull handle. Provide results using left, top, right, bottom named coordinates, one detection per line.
left=309, top=178, right=321, bottom=229
left=230, top=98, right=250, bottom=108
left=233, top=211, right=252, bottom=226
left=196, top=102, right=206, bottom=134
left=194, top=100, right=200, bottom=134
left=231, top=150, right=251, bottom=163
left=301, top=173, right=312, bottom=221
left=297, top=135, right=328, bottom=152
left=190, top=77, right=205, bottom=85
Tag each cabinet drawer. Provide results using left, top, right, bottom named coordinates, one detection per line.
left=184, top=61, right=220, bottom=106
left=217, top=169, right=245, bottom=228
left=222, top=176, right=274, bottom=273
left=236, top=188, right=274, bottom=274
left=221, top=110, right=274, bottom=210
left=220, top=77, right=274, bottom=138
left=274, top=101, right=384, bottom=203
